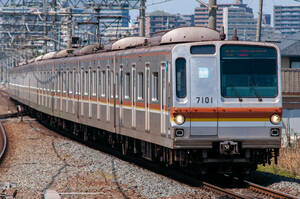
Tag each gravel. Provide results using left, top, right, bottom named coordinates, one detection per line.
left=0, top=117, right=214, bottom=199
left=250, top=171, right=300, bottom=197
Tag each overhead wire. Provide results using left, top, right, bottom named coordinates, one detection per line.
left=146, top=0, right=175, bottom=7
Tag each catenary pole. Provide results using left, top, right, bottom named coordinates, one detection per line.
left=256, top=0, right=263, bottom=41
left=139, top=0, right=146, bottom=36
left=208, top=0, right=217, bottom=30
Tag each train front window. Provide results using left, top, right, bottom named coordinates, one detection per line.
left=221, top=45, right=277, bottom=98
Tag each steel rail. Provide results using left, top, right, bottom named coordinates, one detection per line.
left=201, top=181, right=251, bottom=199
left=0, top=121, right=7, bottom=160
left=244, top=180, right=299, bottom=199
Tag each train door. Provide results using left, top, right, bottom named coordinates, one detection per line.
left=190, top=57, right=218, bottom=136
left=132, top=65, right=136, bottom=128
left=145, top=65, right=150, bottom=132
left=119, top=66, right=123, bottom=126
left=160, top=63, right=167, bottom=135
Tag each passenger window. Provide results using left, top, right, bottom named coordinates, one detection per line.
left=84, top=71, right=88, bottom=95
left=92, top=71, right=96, bottom=96
left=125, top=73, right=130, bottom=99
left=137, top=72, right=143, bottom=100
left=63, top=72, right=67, bottom=93
left=101, top=71, right=106, bottom=97
left=74, top=72, right=77, bottom=94
left=110, top=71, right=114, bottom=98
left=152, top=72, right=158, bottom=101
left=57, top=72, right=61, bottom=92
left=69, top=71, right=73, bottom=93
left=98, top=70, right=101, bottom=97
left=175, top=58, right=186, bottom=98
left=115, top=73, right=119, bottom=98
left=107, top=69, right=110, bottom=98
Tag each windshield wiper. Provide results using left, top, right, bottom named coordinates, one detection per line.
left=249, top=78, right=263, bottom=102
left=228, top=80, right=243, bottom=102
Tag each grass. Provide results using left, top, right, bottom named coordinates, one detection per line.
left=257, top=147, right=300, bottom=179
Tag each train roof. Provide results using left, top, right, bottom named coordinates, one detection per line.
left=16, top=27, right=222, bottom=66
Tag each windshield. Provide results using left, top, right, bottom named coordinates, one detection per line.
left=221, top=45, right=278, bottom=98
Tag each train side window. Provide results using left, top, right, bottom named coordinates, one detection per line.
left=44, top=72, right=46, bottom=90
left=115, top=73, right=119, bottom=98
left=175, top=58, right=186, bottom=98
left=107, top=69, right=110, bottom=98
left=81, top=70, right=84, bottom=96
left=57, top=72, right=61, bottom=92
left=84, top=71, right=88, bottom=95
left=67, top=71, right=70, bottom=93
left=110, top=71, right=114, bottom=98
left=92, top=71, right=96, bottom=96
left=98, top=69, right=101, bottom=97
left=101, top=71, right=106, bottom=97
left=76, top=71, right=80, bottom=95
left=152, top=72, right=158, bottom=101
left=137, top=72, right=143, bottom=100
left=73, top=70, right=78, bottom=95
left=63, top=71, right=67, bottom=93
left=46, top=72, right=49, bottom=90
left=69, top=71, right=73, bottom=94
left=125, top=73, right=130, bottom=99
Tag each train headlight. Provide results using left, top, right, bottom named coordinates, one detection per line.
left=174, top=114, right=185, bottom=125
left=270, top=114, right=281, bottom=125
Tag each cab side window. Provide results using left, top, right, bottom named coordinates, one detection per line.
left=175, top=58, right=186, bottom=98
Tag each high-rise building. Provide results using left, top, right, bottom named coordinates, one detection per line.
left=195, top=1, right=280, bottom=41
left=274, top=5, right=300, bottom=35
left=262, top=14, right=271, bottom=25
left=144, top=11, right=194, bottom=37
left=194, top=1, right=252, bottom=31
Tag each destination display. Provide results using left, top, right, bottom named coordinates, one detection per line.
left=221, top=45, right=277, bottom=59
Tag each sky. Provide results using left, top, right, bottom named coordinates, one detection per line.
left=130, top=0, right=300, bottom=22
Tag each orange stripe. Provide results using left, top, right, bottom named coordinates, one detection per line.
left=149, top=103, right=160, bottom=110
left=123, top=100, right=131, bottom=106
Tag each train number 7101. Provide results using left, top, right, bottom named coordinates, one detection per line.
left=196, top=97, right=213, bottom=104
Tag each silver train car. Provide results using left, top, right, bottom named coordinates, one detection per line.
left=8, top=27, right=282, bottom=175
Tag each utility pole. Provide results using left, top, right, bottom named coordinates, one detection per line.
left=52, top=0, right=57, bottom=51
left=139, top=0, right=146, bottom=36
left=256, top=0, right=263, bottom=41
left=208, top=0, right=217, bottom=30
left=43, top=0, right=48, bottom=53
left=67, top=7, right=73, bottom=49
left=196, top=0, right=217, bottom=30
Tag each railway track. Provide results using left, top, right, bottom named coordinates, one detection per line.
left=244, top=180, right=299, bottom=199
left=36, top=117, right=299, bottom=199
left=200, top=176, right=299, bottom=199
left=0, top=121, right=7, bottom=161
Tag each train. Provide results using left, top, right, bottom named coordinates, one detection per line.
left=8, top=27, right=282, bottom=175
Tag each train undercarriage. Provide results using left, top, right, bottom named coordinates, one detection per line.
left=19, top=102, right=279, bottom=176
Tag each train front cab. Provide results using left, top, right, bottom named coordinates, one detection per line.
left=171, top=41, right=282, bottom=172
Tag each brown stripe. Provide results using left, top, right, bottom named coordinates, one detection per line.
left=171, top=107, right=281, bottom=119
